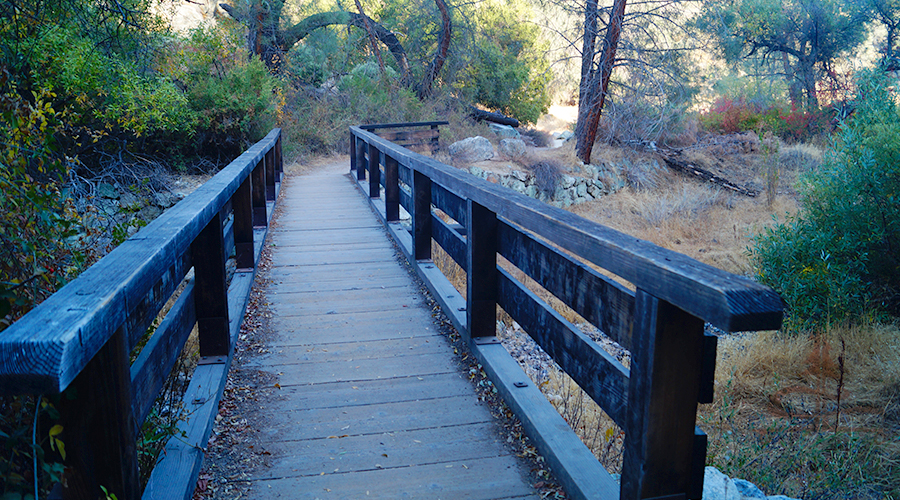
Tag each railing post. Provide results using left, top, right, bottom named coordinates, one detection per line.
left=265, top=146, right=276, bottom=200
left=275, top=133, right=283, bottom=181
left=357, top=137, right=367, bottom=181
left=233, top=176, right=254, bottom=269
left=59, top=328, right=140, bottom=500
left=621, top=290, right=705, bottom=500
left=192, top=212, right=230, bottom=358
left=385, top=154, right=400, bottom=221
left=411, top=170, right=432, bottom=261
left=466, top=200, right=497, bottom=344
left=251, top=157, right=267, bottom=227
left=350, top=133, right=357, bottom=173
left=368, top=143, right=380, bottom=198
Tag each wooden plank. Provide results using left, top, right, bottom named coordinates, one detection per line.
left=258, top=393, right=489, bottom=440
left=265, top=147, right=276, bottom=200
left=130, top=282, right=197, bottom=425
left=466, top=200, right=497, bottom=341
left=253, top=422, right=517, bottom=478
left=621, top=290, right=704, bottom=500
left=123, top=251, right=192, bottom=352
left=270, top=246, right=399, bottom=267
left=498, top=269, right=629, bottom=427
left=412, top=170, right=432, bottom=261
left=141, top=362, right=228, bottom=500
left=377, top=129, right=441, bottom=142
left=359, top=120, right=449, bottom=130
left=248, top=455, right=537, bottom=500
left=497, top=219, right=634, bottom=350
left=433, top=182, right=466, bottom=225
left=369, top=143, right=380, bottom=198
left=350, top=126, right=782, bottom=333
left=473, top=342, right=620, bottom=500
left=432, top=214, right=466, bottom=267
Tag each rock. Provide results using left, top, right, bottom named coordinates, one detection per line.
left=561, top=175, right=576, bottom=189
left=118, top=191, right=142, bottom=211
left=506, top=179, right=526, bottom=193
left=524, top=185, right=538, bottom=199
left=468, top=166, right=485, bottom=178
left=587, top=183, right=604, bottom=198
left=97, top=183, right=120, bottom=200
left=575, top=181, right=588, bottom=197
left=511, top=170, right=528, bottom=182
left=154, top=192, right=180, bottom=208
left=499, top=138, right=527, bottom=160
left=733, top=479, right=766, bottom=498
left=703, top=467, right=741, bottom=500
left=489, top=123, right=521, bottom=139
left=557, top=130, right=574, bottom=141
left=449, top=136, right=494, bottom=163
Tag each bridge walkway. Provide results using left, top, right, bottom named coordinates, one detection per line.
left=238, top=163, right=540, bottom=499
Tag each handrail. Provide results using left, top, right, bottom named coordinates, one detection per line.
left=0, top=129, right=283, bottom=500
left=349, top=124, right=783, bottom=500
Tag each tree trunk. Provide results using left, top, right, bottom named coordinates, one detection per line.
left=353, top=0, right=386, bottom=75
left=575, top=0, right=627, bottom=164
left=782, top=52, right=803, bottom=110
left=574, top=0, right=598, bottom=144
left=220, top=5, right=411, bottom=79
left=416, top=0, right=452, bottom=98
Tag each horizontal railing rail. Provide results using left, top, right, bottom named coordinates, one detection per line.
left=353, top=121, right=448, bottom=157
left=350, top=124, right=783, bottom=500
left=0, top=129, right=283, bottom=500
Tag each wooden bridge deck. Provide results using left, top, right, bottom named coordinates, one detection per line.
left=237, top=166, right=539, bottom=499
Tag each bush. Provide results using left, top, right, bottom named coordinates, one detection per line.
left=749, top=70, right=900, bottom=332
left=699, top=97, right=830, bottom=142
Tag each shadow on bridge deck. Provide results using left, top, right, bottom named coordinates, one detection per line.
left=234, top=165, right=540, bottom=499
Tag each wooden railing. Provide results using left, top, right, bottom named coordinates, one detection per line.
left=357, top=120, right=448, bottom=154
left=0, top=129, right=283, bottom=500
left=350, top=125, right=783, bottom=500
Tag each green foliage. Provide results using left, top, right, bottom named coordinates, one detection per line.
left=750, top=70, right=900, bottom=332
left=457, top=0, right=551, bottom=124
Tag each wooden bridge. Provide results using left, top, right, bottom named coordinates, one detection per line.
left=0, top=126, right=783, bottom=500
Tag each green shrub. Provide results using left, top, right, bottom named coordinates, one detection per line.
left=749, top=69, right=900, bottom=332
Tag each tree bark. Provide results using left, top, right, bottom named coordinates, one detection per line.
left=575, top=0, right=627, bottom=164
left=416, top=0, right=452, bottom=98
left=353, top=0, right=386, bottom=75
left=574, top=0, right=598, bottom=145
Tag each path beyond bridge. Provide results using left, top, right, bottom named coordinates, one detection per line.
left=235, top=163, right=540, bottom=498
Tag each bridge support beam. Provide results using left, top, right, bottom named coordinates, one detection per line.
left=192, top=212, right=231, bottom=358
left=385, top=154, right=400, bottom=221
left=411, top=170, right=432, bottom=261
left=368, top=143, right=380, bottom=198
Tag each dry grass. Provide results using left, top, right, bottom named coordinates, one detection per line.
left=427, top=135, right=898, bottom=497
left=701, top=325, right=900, bottom=499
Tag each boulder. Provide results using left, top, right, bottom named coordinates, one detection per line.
left=499, top=138, right=527, bottom=160
left=97, top=183, right=120, bottom=200
left=450, top=136, right=494, bottom=163
left=489, top=123, right=521, bottom=138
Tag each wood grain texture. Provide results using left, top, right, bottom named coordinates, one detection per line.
left=238, top=170, right=539, bottom=499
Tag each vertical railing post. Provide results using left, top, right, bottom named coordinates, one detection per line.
left=385, top=154, right=400, bottom=221
left=368, top=143, right=380, bottom=198
left=274, top=133, right=283, bottom=182
left=233, top=175, right=254, bottom=269
left=411, top=169, right=432, bottom=261
left=350, top=133, right=357, bottom=173
left=430, top=124, right=439, bottom=154
left=192, top=212, right=230, bottom=358
left=466, top=200, right=498, bottom=344
left=356, top=137, right=367, bottom=181
left=59, top=328, right=140, bottom=500
left=251, top=157, right=267, bottom=227
left=265, top=147, right=276, bottom=201
left=621, top=290, right=705, bottom=500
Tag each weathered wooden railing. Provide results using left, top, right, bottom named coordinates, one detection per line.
left=0, top=129, right=283, bottom=500
left=350, top=125, right=783, bottom=500
left=357, top=120, right=448, bottom=154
